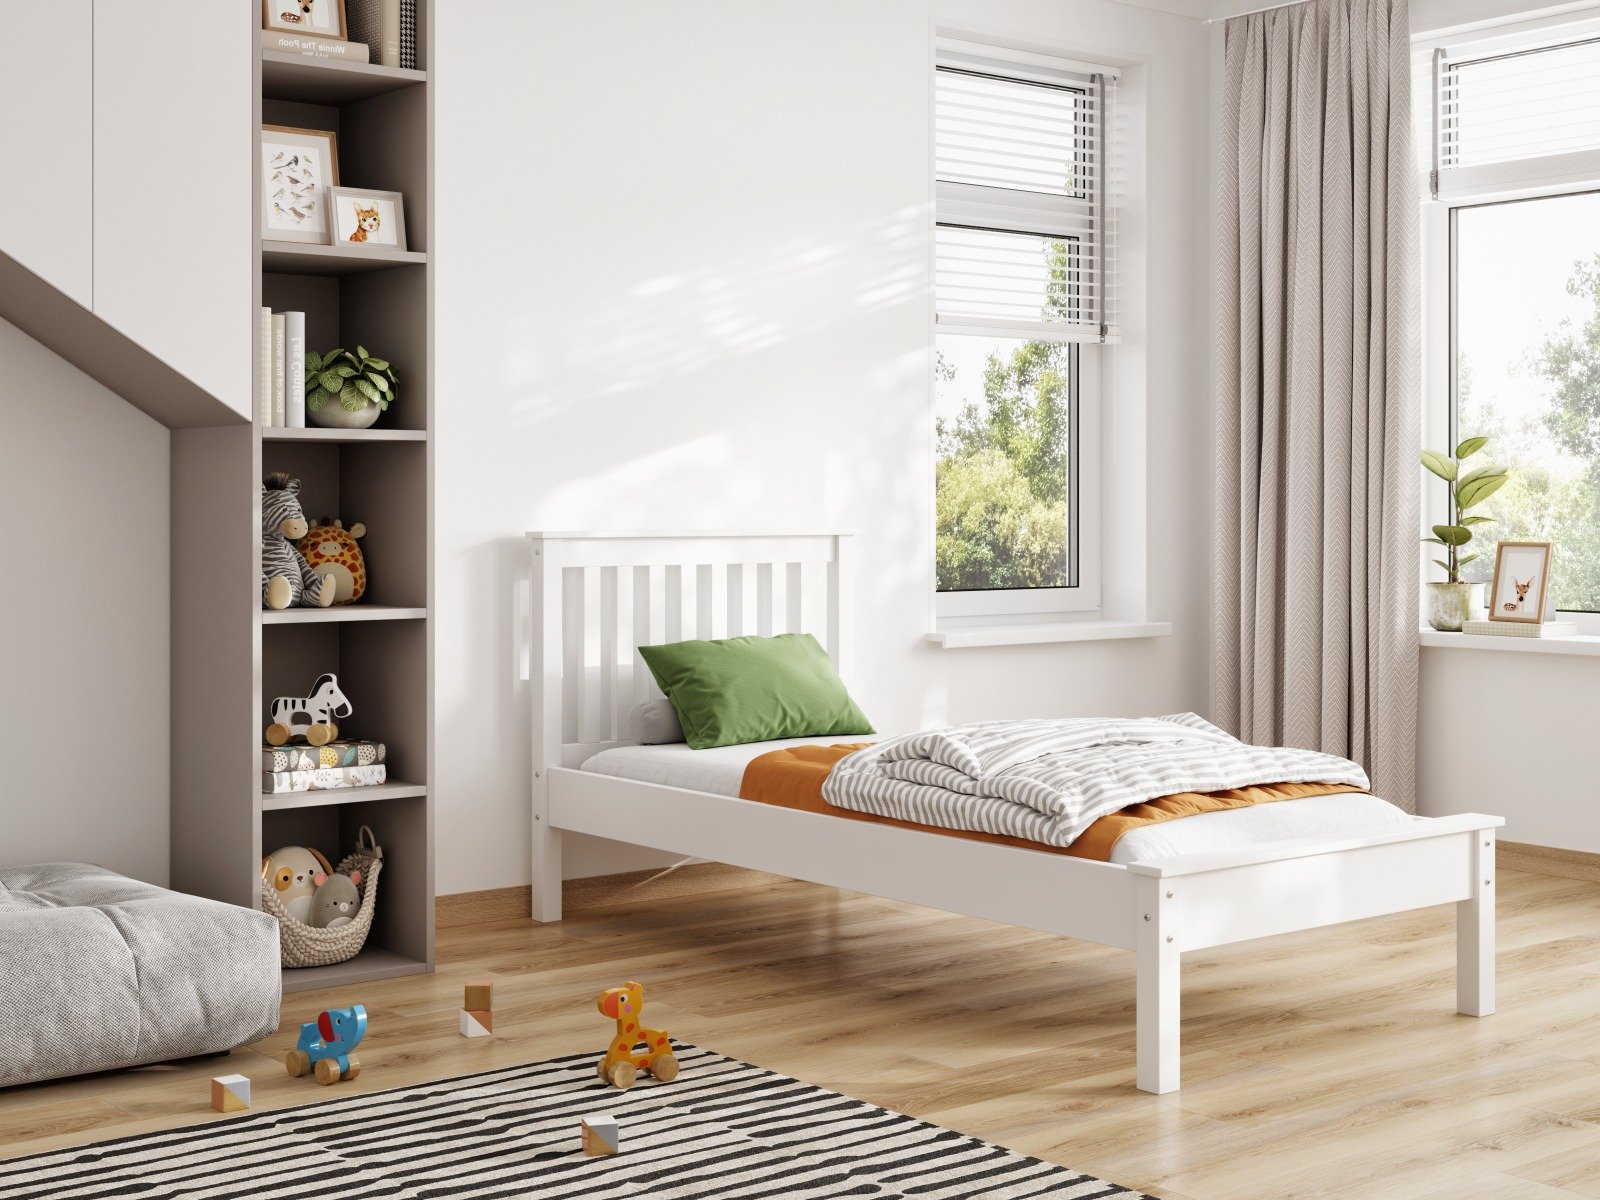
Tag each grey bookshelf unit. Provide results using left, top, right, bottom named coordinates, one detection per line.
left=169, top=9, right=435, bottom=995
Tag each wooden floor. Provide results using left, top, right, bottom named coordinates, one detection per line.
left=4, top=864, right=1600, bottom=1199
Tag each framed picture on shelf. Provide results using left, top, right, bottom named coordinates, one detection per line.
left=1488, top=540, right=1553, bottom=624
left=328, top=187, right=408, bottom=250
left=261, top=125, right=340, bottom=245
left=262, top=0, right=348, bottom=41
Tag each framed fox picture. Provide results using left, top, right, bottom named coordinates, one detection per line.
left=1488, top=541, right=1553, bottom=624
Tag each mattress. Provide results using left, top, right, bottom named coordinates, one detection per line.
left=578, top=740, right=1415, bottom=864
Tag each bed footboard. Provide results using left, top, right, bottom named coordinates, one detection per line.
left=1125, top=813, right=1503, bottom=1094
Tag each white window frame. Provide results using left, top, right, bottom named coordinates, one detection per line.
left=1420, top=14, right=1600, bottom=634
left=932, top=37, right=1112, bottom=621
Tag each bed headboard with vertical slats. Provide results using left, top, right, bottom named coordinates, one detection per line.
left=527, top=532, right=853, bottom=768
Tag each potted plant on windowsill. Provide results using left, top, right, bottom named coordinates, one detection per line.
left=1421, top=436, right=1509, bottom=631
left=305, top=346, right=398, bottom=430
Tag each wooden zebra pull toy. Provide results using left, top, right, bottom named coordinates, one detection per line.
left=262, top=473, right=334, bottom=610
left=266, top=672, right=352, bottom=747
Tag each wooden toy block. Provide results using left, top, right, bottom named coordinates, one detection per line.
left=459, top=1008, right=492, bottom=1038
left=581, top=1113, right=619, bottom=1156
left=210, top=1073, right=251, bottom=1113
left=464, top=981, right=493, bottom=1012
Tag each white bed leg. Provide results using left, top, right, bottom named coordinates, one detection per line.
left=1135, top=874, right=1180, bottom=1094
left=530, top=533, right=565, bottom=923
left=1457, top=831, right=1495, bottom=1017
left=532, top=788, right=563, bottom=922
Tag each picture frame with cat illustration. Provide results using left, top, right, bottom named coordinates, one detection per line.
left=1488, top=540, right=1553, bottom=624
left=329, top=187, right=408, bottom=251
left=263, top=0, right=348, bottom=42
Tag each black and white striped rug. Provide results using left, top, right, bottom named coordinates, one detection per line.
left=0, top=1044, right=1155, bottom=1199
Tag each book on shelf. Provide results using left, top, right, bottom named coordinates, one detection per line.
left=347, top=0, right=401, bottom=67
left=399, top=0, right=416, bottom=69
left=1461, top=619, right=1578, bottom=639
left=263, top=763, right=388, bottom=795
left=284, top=311, right=306, bottom=429
left=258, top=307, right=273, bottom=427
left=263, top=740, right=387, bottom=773
left=271, top=314, right=287, bottom=428
left=262, top=31, right=371, bottom=62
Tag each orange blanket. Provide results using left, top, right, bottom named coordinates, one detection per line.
left=737, top=743, right=1362, bottom=861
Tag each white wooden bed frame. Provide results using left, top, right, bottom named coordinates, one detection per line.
left=527, top=531, right=1501, bottom=1094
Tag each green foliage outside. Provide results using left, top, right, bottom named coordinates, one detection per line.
left=935, top=238, right=1075, bottom=592
left=1458, top=254, right=1600, bottom=611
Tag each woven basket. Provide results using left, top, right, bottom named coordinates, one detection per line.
left=263, top=825, right=384, bottom=969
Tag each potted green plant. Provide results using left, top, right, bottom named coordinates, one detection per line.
left=305, top=346, right=397, bottom=430
left=1420, top=435, right=1509, bottom=631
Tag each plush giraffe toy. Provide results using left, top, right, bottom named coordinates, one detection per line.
left=595, top=981, right=678, bottom=1089
left=297, top=517, right=368, bottom=604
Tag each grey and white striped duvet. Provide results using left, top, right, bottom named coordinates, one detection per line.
left=822, top=713, right=1370, bottom=848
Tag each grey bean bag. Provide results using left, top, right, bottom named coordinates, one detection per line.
left=0, top=863, right=280, bottom=1087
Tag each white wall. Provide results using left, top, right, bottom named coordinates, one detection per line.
left=434, top=0, right=1212, bottom=894
left=0, top=318, right=170, bottom=884
left=1420, top=649, right=1600, bottom=850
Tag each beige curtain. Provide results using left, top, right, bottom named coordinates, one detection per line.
left=1213, top=0, right=1420, bottom=809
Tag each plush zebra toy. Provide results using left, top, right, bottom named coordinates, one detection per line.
left=262, top=473, right=334, bottom=609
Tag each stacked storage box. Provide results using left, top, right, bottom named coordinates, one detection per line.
left=263, top=740, right=387, bottom=794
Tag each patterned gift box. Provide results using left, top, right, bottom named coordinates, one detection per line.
left=1461, top=619, right=1578, bottom=639
left=261, top=740, right=386, bottom=773
left=262, top=764, right=388, bottom=794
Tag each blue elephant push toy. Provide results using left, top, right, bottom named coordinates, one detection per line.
left=286, top=1004, right=367, bottom=1085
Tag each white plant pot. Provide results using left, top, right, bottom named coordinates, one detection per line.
left=309, top=399, right=381, bottom=429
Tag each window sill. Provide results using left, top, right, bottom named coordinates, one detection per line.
left=927, top=620, right=1173, bottom=649
left=1419, top=628, right=1600, bottom=657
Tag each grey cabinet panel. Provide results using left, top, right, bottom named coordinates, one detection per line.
left=93, top=0, right=254, bottom=418
left=0, top=0, right=93, bottom=307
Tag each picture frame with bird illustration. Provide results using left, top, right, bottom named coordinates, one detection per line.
left=261, top=125, right=340, bottom=245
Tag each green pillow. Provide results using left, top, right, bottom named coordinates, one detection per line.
left=637, top=633, right=874, bottom=750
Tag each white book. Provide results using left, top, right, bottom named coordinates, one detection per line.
left=284, top=311, right=306, bottom=428
left=271, top=314, right=287, bottom=429
left=258, top=307, right=273, bottom=427
left=261, top=31, right=371, bottom=62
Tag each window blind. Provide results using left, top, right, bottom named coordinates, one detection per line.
left=935, top=42, right=1120, bottom=343
left=1432, top=30, right=1600, bottom=199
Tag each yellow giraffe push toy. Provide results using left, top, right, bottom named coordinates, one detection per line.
left=596, top=981, right=679, bottom=1090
